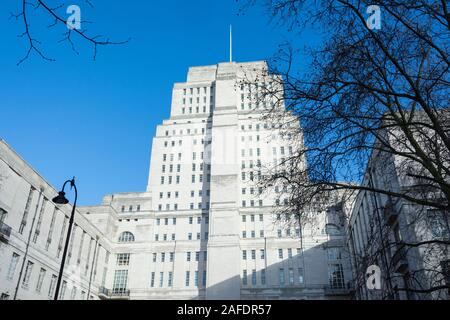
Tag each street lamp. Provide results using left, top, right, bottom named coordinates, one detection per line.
left=52, top=177, right=78, bottom=300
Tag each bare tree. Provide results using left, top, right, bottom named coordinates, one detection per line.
left=239, top=0, right=450, bottom=298
left=10, top=0, right=129, bottom=65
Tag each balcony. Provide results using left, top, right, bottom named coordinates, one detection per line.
left=391, top=245, right=409, bottom=273
left=0, top=221, right=12, bottom=243
left=324, top=283, right=354, bottom=296
left=98, top=286, right=130, bottom=300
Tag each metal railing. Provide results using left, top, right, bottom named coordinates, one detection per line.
left=98, top=286, right=130, bottom=299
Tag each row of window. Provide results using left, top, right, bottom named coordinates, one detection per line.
left=242, top=268, right=305, bottom=286
left=149, top=270, right=207, bottom=288
left=163, top=138, right=212, bottom=148
left=15, top=187, right=100, bottom=262
left=154, top=232, right=209, bottom=242
left=156, top=216, right=209, bottom=226
left=120, top=205, right=141, bottom=213
left=164, top=124, right=210, bottom=137
left=6, top=254, right=93, bottom=300
left=157, top=202, right=210, bottom=211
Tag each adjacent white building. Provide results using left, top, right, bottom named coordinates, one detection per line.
left=0, top=60, right=353, bottom=300
left=347, top=126, right=450, bottom=300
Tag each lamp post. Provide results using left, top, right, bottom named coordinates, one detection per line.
left=52, top=177, right=78, bottom=300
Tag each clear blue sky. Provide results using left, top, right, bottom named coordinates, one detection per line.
left=0, top=0, right=316, bottom=205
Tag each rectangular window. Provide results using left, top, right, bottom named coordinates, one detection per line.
left=48, top=274, right=57, bottom=298
left=113, top=270, right=128, bottom=294
left=187, top=252, right=191, bottom=262
left=252, top=270, right=257, bottom=285
left=298, top=268, right=304, bottom=284
left=168, top=272, right=173, bottom=287
left=242, top=250, right=247, bottom=260
left=328, top=264, right=345, bottom=289
left=289, top=268, right=294, bottom=285
left=19, top=187, right=35, bottom=234
left=36, top=268, right=46, bottom=292
left=185, top=271, right=190, bottom=287
left=261, top=269, right=266, bottom=285
left=7, top=253, right=20, bottom=280
left=150, top=272, right=155, bottom=287
left=195, top=271, right=199, bottom=287
left=260, top=249, right=265, bottom=259
left=159, top=272, right=164, bottom=287
left=22, top=260, right=34, bottom=288
left=116, top=253, right=130, bottom=266
left=279, top=268, right=285, bottom=285
left=251, top=250, right=256, bottom=260
left=59, top=280, right=67, bottom=300
left=242, top=270, right=248, bottom=285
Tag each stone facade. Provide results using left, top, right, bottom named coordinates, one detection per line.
left=0, top=61, right=353, bottom=300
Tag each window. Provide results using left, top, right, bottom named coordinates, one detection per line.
left=185, top=271, right=190, bottom=287
left=59, top=280, right=67, bottom=300
left=117, top=253, right=130, bottom=266
left=113, top=270, right=128, bottom=294
left=186, top=252, right=191, bottom=262
left=118, top=231, right=135, bottom=242
left=260, top=230, right=265, bottom=238
left=242, top=250, right=247, bottom=260
left=71, top=286, right=77, bottom=300
left=242, top=215, right=246, bottom=222
left=277, top=230, right=282, bottom=238
left=298, top=268, right=304, bottom=284
left=189, top=217, right=193, bottom=224
left=36, top=268, right=46, bottom=292
left=19, top=187, right=35, bottom=234
left=261, top=269, right=266, bottom=285
left=161, top=252, right=166, bottom=262
left=279, top=268, right=285, bottom=285
left=289, top=268, right=294, bottom=285
left=48, top=274, right=57, bottom=298
left=168, top=272, right=173, bottom=287
left=242, top=270, right=248, bottom=285
left=328, top=264, right=345, bottom=289
left=7, top=253, right=20, bottom=280
left=22, top=261, right=34, bottom=288
left=159, top=272, right=164, bottom=287
left=252, top=270, right=257, bottom=285
left=288, top=248, right=292, bottom=258
left=170, top=252, right=175, bottom=262
left=152, top=253, right=157, bottom=262
left=150, top=272, right=155, bottom=287
left=278, top=249, right=283, bottom=259
left=428, top=210, right=450, bottom=238
left=251, top=250, right=256, bottom=260
left=195, top=271, right=199, bottom=287
left=242, top=231, right=247, bottom=238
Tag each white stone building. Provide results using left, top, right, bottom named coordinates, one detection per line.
left=0, top=60, right=353, bottom=300
left=347, top=128, right=450, bottom=300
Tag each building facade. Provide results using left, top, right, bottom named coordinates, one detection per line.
left=0, top=60, right=353, bottom=300
left=347, top=135, right=450, bottom=300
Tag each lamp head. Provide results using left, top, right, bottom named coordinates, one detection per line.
left=52, top=191, right=69, bottom=205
